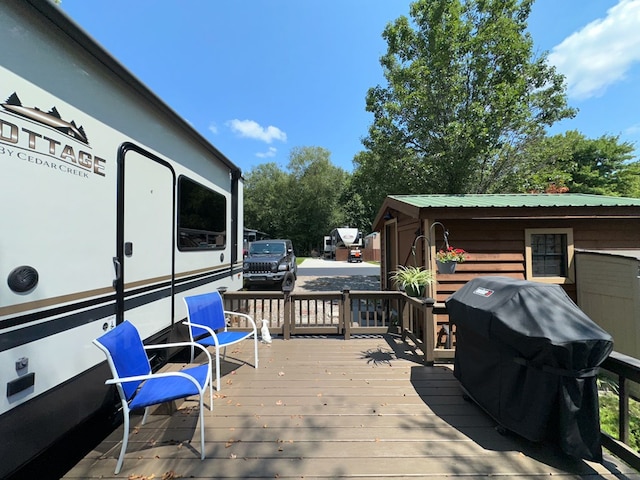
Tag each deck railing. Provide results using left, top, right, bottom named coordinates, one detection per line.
left=600, top=351, right=640, bottom=470
left=222, top=289, right=446, bottom=362
left=222, top=289, right=640, bottom=470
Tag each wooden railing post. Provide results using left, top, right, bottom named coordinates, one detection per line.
left=400, top=297, right=409, bottom=342
left=342, top=289, right=351, bottom=340
left=422, top=297, right=435, bottom=365
left=282, top=286, right=293, bottom=340
left=619, top=374, right=630, bottom=445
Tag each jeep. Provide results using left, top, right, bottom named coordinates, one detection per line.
left=243, top=239, right=297, bottom=289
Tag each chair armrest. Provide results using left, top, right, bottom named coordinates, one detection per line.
left=183, top=321, right=221, bottom=348
left=105, top=370, right=205, bottom=390
left=144, top=341, right=213, bottom=366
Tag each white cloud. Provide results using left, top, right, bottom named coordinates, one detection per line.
left=208, top=122, right=218, bottom=135
left=548, top=0, right=640, bottom=99
left=256, top=147, right=278, bottom=158
left=227, top=119, right=287, bottom=143
left=624, top=123, right=640, bottom=135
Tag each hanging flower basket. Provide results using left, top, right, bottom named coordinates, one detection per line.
left=436, top=260, right=457, bottom=274
left=435, top=247, right=467, bottom=274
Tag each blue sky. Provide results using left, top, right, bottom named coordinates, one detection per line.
left=59, top=0, right=640, bottom=174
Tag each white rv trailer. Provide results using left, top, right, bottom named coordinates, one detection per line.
left=324, top=227, right=363, bottom=259
left=0, top=1, right=244, bottom=476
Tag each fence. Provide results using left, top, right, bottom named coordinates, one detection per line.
left=222, top=289, right=450, bottom=363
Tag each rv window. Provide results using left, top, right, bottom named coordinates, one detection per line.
left=178, top=176, right=226, bottom=250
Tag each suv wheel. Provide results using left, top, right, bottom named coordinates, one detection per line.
left=282, top=271, right=295, bottom=291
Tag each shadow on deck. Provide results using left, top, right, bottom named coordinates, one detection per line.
left=63, top=334, right=638, bottom=479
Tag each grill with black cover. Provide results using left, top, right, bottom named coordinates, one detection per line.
left=445, top=276, right=613, bottom=461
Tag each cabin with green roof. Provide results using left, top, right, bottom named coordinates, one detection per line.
left=372, top=193, right=640, bottom=307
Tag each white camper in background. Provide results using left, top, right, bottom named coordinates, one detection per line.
left=325, top=227, right=363, bottom=260
left=0, top=1, right=244, bottom=476
left=323, top=235, right=333, bottom=258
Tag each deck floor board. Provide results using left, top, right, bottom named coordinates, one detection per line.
left=63, top=335, right=639, bottom=479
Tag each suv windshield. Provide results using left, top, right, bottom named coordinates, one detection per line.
left=249, top=242, right=285, bottom=255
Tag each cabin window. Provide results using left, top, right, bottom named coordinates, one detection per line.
left=177, top=176, right=226, bottom=250
left=525, top=228, right=574, bottom=284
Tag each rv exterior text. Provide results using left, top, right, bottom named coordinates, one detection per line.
left=0, top=1, right=244, bottom=476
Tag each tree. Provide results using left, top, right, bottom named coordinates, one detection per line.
left=339, top=186, right=370, bottom=234
left=351, top=149, right=426, bottom=223
left=358, top=0, right=575, bottom=198
left=243, top=163, right=289, bottom=237
left=618, top=161, right=640, bottom=198
left=517, top=131, right=638, bottom=196
left=285, top=147, right=349, bottom=254
left=243, top=147, right=349, bottom=255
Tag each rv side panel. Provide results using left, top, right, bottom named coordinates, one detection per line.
left=0, top=1, right=243, bottom=476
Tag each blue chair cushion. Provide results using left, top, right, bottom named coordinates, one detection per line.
left=129, top=363, right=210, bottom=410
left=197, top=330, right=254, bottom=348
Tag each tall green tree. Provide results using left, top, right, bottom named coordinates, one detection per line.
left=518, top=131, right=638, bottom=196
left=244, top=147, right=349, bottom=255
left=351, top=149, right=426, bottom=223
left=357, top=0, right=576, bottom=205
left=243, top=163, right=289, bottom=237
left=339, top=185, right=370, bottom=234
left=286, top=147, right=349, bottom=254
left=618, top=161, right=640, bottom=198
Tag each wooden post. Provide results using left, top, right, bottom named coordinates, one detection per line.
left=342, top=289, right=351, bottom=340
left=283, top=287, right=292, bottom=340
left=422, top=297, right=435, bottom=365
left=401, top=297, right=409, bottom=342
left=620, top=375, right=629, bottom=444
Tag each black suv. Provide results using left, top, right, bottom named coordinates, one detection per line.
left=243, top=239, right=297, bottom=289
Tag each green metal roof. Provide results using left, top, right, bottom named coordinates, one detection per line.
left=388, top=194, right=640, bottom=208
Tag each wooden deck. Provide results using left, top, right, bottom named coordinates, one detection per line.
left=64, top=334, right=639, bottom=479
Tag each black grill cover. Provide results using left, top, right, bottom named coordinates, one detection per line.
left=445, top=276, right=613, bottom=461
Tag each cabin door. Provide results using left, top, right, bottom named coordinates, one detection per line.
left=115, top=144, right=175, bottom=340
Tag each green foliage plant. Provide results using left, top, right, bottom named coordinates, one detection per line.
left=390, top=265, right=434, bottom=296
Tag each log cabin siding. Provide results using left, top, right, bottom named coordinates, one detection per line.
left=427, top=218, right=522, bottom=303
left=382, top=216, right=640, bottom=304
left=376, top=194, right=640, bottom=358
left=570, top=219, right=640, bottom=250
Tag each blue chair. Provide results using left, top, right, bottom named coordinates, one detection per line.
left=183, top=291, right=258, bottom=391
left=93, top=320, right=213, bottom=474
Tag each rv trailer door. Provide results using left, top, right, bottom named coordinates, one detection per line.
left=119, top=146, right=175, bottom=339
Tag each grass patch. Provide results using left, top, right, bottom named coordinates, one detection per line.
left=599, top=378, right=640, bottom=451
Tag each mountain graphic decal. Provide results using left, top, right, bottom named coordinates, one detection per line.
left=2, top=92, right=89, bottom=145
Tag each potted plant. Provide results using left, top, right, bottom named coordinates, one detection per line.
left=390, top=265, right=435, bottom=297
left=435, top=246, right=467, bottom=274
